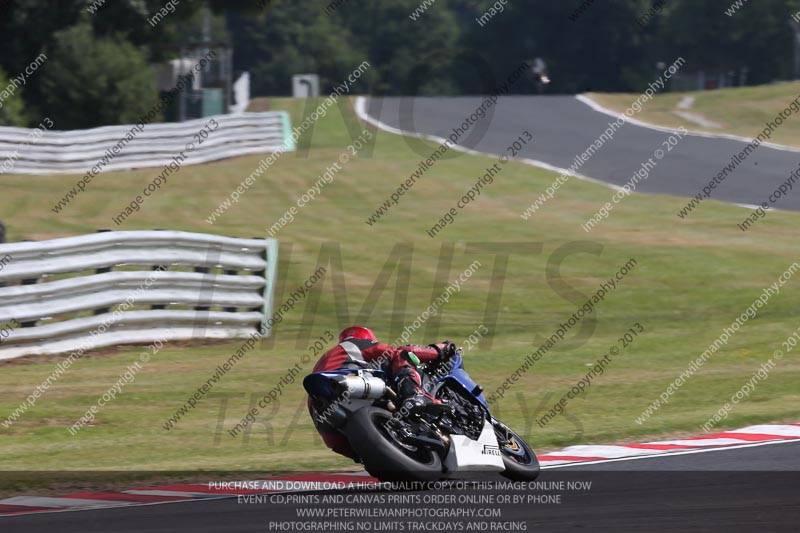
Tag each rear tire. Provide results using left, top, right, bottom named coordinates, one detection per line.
left=345, top=407, right=443, bottom=482
left=492, top=418, right=540, bottom=481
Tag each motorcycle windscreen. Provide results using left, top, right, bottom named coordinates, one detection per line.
left=443, top=419, right=505, bottom=473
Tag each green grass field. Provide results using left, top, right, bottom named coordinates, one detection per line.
left=0, top=95, right=798, bottom=487
left=588, top=81, right=800, bottom=146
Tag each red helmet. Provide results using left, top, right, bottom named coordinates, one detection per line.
left=339, top=326, right=377, bottom=343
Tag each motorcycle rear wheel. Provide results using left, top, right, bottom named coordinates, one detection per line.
left=345, top=407, right=443, bottom=483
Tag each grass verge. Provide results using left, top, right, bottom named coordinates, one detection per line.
left=587, top=81, right=800, bottom=146
left=0, top=96, right=797, bottom=491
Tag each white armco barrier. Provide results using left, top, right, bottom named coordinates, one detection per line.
left=0, top=112, right=292, bottom=175
left=0, top=231, right=278, bottom=361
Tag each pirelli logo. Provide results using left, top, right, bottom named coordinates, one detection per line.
left=482, top=444, right=501, bottom=456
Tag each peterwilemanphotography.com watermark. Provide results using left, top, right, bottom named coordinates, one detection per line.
left=2, top=267, right=168, bottom=429
left=112, top=118, right=219, bottom=226
left=0, top=53, right=47, bottom=109
left=163, top=266, right=327, bottom=431
left=537, top=323, right=645, bottom=428
left=582, top=128, right=687, bottom=232
left=520, top=57, right=686, bottom=220
left=205, top=61, right=371, bottom=225
left=488, top=258, right=638, bottom=405
left=68, top=335, right=171, bottom=435
left=677, top=94, right=800, bottom=219
left=635, top=262, right=799, bottom=425
left=51, top=51, right=217, bottom=215
left=366, top=62, right=529, bottom=227
left=700, top=350, right=782, bottom=432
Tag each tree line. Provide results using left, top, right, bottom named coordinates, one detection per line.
left=1, top=0, right=799, bottom=128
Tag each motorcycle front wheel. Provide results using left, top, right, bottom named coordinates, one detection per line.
left=492, top=418, right=540, bottom=481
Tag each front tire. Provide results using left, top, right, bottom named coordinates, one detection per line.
left=492, top=418, right=540, bottom=481
left=345, top=407, right=443, bottom=482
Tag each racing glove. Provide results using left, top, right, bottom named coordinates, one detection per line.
left=428, top=341, right=456, bottom=361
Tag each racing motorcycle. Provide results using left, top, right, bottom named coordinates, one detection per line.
left=303, top=348, right=540, bottom=482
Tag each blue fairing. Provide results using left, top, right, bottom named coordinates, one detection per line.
left=436, top=354, right=490, bottom=412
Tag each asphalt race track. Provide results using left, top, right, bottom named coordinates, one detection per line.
left=363, top=96, right=800, bottom=212
left=4, top=441, right=798, bottom=532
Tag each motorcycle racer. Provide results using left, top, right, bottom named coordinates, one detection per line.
left=308, top=326, right=456, bottom=460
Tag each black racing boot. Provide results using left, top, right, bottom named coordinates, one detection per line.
left=394, top=369, right=451, bottom=416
